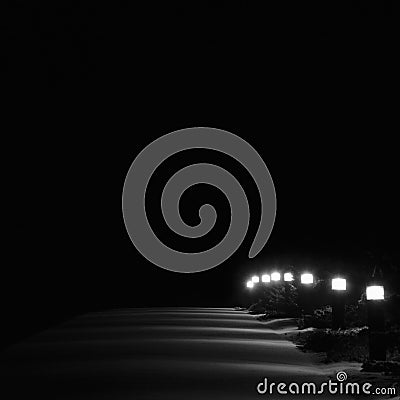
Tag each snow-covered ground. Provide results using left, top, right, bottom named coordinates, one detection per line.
left=0, top=308, right=358, bottom=399
left=273, top=318, right=399, bottom=400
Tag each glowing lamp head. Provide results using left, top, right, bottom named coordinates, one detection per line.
left=251, top=275, right=259, bottom=283
left=271, top=272, right=281, bottom=281
left=332, top=278, right=346, bottom=291
left=301, top=273, right=314, bottom=284
left=246, top=280, right=254, bottom=289
left=366, top=285, right=384, bottom=300
left=284, top=272, right=294, bottom=282
left=261, top=274, right=271, bottom=283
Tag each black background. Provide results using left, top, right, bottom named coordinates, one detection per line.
left=4, top=1, right=399, bottom=347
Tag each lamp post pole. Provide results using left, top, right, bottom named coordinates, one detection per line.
left=366, top=268, right=386, bottom=361
left=331, top=278, right=347, bottom=329
left=282, top=272, right=294, bottom=314
left=299, top=273, right=314, bottom=315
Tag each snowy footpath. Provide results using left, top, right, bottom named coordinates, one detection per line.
left=0, top=308, right=356, bottom=399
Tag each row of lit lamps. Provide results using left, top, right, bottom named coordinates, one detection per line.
left=246, top=272, right=314, bottom=287
left=246, top=272, right=384, bottom=300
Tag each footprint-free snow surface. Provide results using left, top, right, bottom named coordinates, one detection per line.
left=0, top=308, right=352, bottom=399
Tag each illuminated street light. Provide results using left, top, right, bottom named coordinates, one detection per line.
left=246, top=280, right=254, bottom=289
left=301, top=273, right=314, bottom=284
left=261, top=274, right=270, bottom=283
left=284, top=272, right=294, bottom=282
left=366, top=270, right=386, bottom=361
left=366, top=285, right=384, bottom=300
left=271, top=272, right=281, bottom=281
left=251, top=275, right=260, bottom=284
left=332, top=278, right=347, bottom=291
left=331, top=277, right=347, bottom=329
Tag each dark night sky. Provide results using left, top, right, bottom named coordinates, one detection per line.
left=4, top=2, right=399, bottom=345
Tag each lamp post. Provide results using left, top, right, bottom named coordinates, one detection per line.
left=299, top=273, right=314, bottom=315
left=246, top=279, right=257, bottom=306
left=331, top=278, right=347, bottom=329
left=282, top=272, right=294, bottom=314
left=366, top=268, right=386, bottom=361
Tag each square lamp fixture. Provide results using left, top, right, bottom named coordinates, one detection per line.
left=301, top=273, right=314, bottom=284
left=284, top=272, right=294, bottom=282
left=251, top=275, right=260, bottom=283
left=271, top=272, right=281, bottom=281
left=246, top=280, right=254, bottom=289
left=261, top=274, right=271, bottom=283
left=332, top=278, right=347, bottom=291
left=366, top=285, right=384, bottom=300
